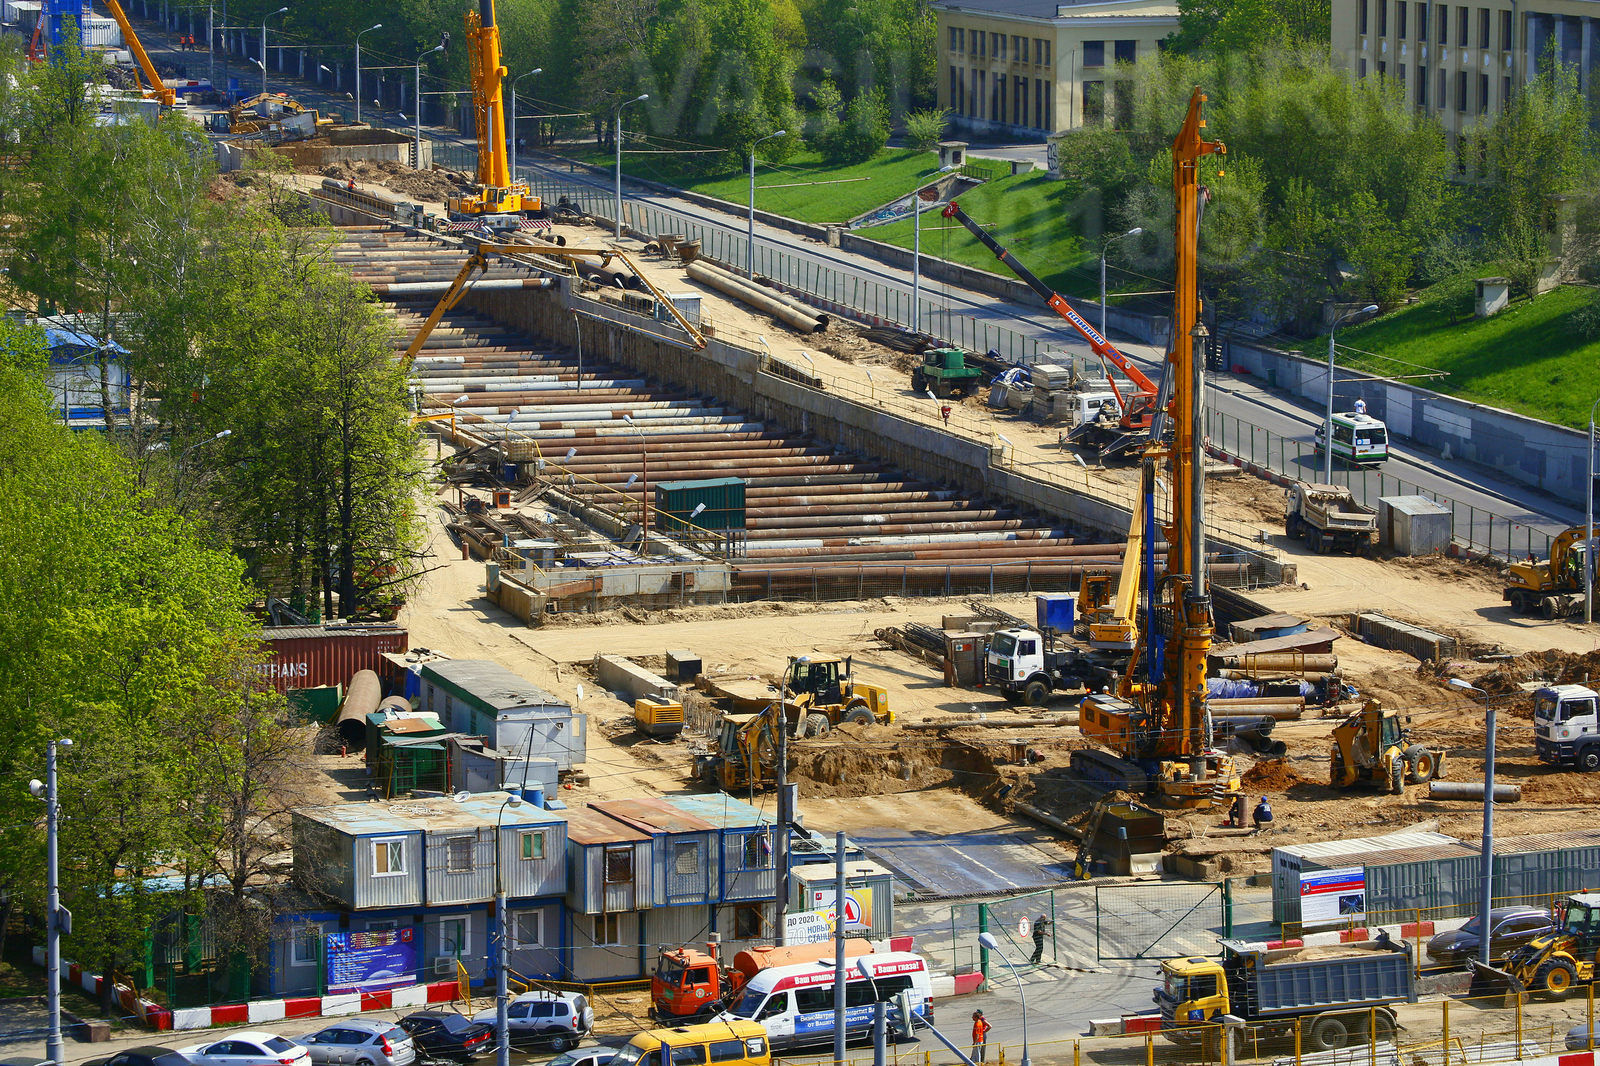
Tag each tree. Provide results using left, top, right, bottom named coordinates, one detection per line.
left=818, top=86, right=889, bottom=163
left=903, top=107, right=947, bottom=150
left=1168, top=0, right=1329, bottom=54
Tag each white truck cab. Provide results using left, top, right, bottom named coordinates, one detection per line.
left=1534, top=684, right=1600, bottom=770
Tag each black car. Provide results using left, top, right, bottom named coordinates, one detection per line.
left=87, top=1049, right=193, bottom=1066
left=398, top=1011, right=496, bottom=1063
left=1425, top=906, right=1555, bottom=967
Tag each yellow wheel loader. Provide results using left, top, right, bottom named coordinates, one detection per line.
left=1474, top=894, right=1600, bottom=1003
left=1329, top=700, right=1444, bottom=793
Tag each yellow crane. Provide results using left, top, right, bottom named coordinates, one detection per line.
left=446, top=0, right=540, bottom=221
left=1075, top=88, right=1241, bottom=809
left=105, top=0, right=175, bottom=107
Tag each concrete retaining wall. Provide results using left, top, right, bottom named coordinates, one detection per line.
left=595, top=653, right=680, bottom=703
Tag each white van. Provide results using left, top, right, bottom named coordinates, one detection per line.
left=718, top=951, right=935, bottom=1048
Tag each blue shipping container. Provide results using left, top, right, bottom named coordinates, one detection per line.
left=1036, top=593, right=1075, bottom=633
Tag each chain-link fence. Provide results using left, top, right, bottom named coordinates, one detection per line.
left=949, top=889, right=1060, bottom=979
left=1203, top=407, right=1556, bottom=563
left=1096, top=882, right=1224, bottom=961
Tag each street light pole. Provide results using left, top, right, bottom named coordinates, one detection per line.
left=1323, top=304, right=1379, bottom=481
left=510, top=68, right=541, bottom=187
left=1587, top=396, right=1598, bottom=625
left=259, top=6, right=287, bottom=96
left=1099, top=227, right=1143, bottom=337
left=414, top=44, right=444, bottom=171
left=623, top=415, right=649, bottom=553
left=494, top=792, right=523, bottom=1066
left=613, top=93, right=649, bottom=239
left=32, top=738, right=73, bottom=1066
left=355, top=23, right=381, bottom=125
left=747, top=130, right=786, bottom=278
left=977, top=933, right=1031, bottom=1066
left=1450, top=678, right=1495, bottom=967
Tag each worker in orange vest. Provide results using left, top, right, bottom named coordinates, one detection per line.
left=971, top=1010, right=992, bottom=1063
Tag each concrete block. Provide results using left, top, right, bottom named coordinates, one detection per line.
left=1416, top=970, right=1472, bottom=995
left=1165, top=854, right=1221, bottom=881
left=1339, top=928, right=1370, bottom=942
left=1124, top=1015, right=1162, bottom=1034
left=1088, top=1019, right=1124, bottom=1037
left=595, top=653, right=680, bottom=702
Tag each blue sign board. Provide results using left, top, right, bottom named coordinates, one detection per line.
left=326, top=927, right=419, bottom=992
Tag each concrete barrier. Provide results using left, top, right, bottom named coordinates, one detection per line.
left=595, top=653, right=680, bottom=702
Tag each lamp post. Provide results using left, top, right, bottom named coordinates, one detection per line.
left=1323, top=304, right=1379, bottom=481
left=510, top=68, right=541, bottom=187
left=354, top=23, right=381, bottom=125
left=259, top=6, right=287, bottom=96
left=624, top=412, right=649, bottom=550
left=173, top=428, right=233, bottom=505
left=1099, top=227, right=1142, bottom=337
left=747, top=130, right=786, bottom=278
left=613, top=93, right=649, bottom=239
left=414, top=44, right=445, bottom=172
left=977, top=933, right=1031, bottom=1066
left=1587, top=396, right=1598, bottom=624
left=1450, top=678, right=1496, bottom=967
left=31, top=738, right=73, bottom=1066
left=494, top=792, right=524, bottom=1066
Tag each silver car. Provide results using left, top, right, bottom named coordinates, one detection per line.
left=296, top=1021, right=416, bottom=1066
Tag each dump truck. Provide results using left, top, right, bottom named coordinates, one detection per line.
left=1285, top=482, right=1378, bottom=554
left=910, top=348, right=983, bottom=399
left=1504, top=525, right=1593, bottom=618
left=1156, top=938, right=1415, bottom=1059
left=984, top=626, right=1123, bottom=706
left=1533, top=684, right=1600, bottom=770
left=1330, top=699, right=1443, bottom=792
left=650, top=940, right=876, bottom=1022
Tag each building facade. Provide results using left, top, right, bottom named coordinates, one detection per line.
left=932, top=0, right=1179, bottom=135
left=1331, top=0, right=1600, bottom=138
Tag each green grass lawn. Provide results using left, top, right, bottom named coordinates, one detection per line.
left=856, top=170, right=1103, bottom=299
left=1285, top=280, right=1600, bottom=430
left=562, top=146, right=941, bottom=225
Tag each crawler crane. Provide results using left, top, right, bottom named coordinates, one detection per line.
left=446, top=0, right=542, bottom=223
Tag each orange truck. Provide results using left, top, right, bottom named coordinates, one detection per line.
left=651, top=939, right=876, bottom=1022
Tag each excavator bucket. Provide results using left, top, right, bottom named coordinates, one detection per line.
left=1469, top=961, right=1525, bottom=1006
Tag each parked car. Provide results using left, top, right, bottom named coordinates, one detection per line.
left=398, top=1011, right=495, bottom=1063
left=545, top=1050, right=616, bottom=1066
left=1425, top=906, right=1555, bottom=967
left=179, top=1033, right=311, bottom=1066
left=295, top=1020, right=416, bottom=1066
left=87, top=1049, right=193, bottom=1066
left=472, top=990, right=593, bottom=1051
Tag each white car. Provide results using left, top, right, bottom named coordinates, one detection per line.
left=472, top=990, right=593, bottom=1051
left=179, top=1033, right=311, bottom=1066
left=545, top=1051, right=616, bottom=1066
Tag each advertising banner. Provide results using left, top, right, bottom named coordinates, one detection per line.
left=325, top=927, right=418, bottom=992
left=809, top=887, right=873, bottom=932
left=1299, top=866, right=1366, bottom=925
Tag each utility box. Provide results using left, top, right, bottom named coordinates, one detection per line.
left=655, top=476, right=746, bottom=531
left=1378, top=495, right=1453, bottom=556
left=1036, top=593, right=1075, bottom=634
left=937, top=141, right=967, bottom=168
left=944, top=632, right=987, bottom=687
left=1475, top=277, right=1510, bottom=317
left=665, top=649, right=702, bottom=683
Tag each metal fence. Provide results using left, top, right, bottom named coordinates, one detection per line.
left=949, top=889, right=1059, bottom=979
left=1203, top=407, right=1556, bottom=564
left=1095, top=882, right=1224, bottom=961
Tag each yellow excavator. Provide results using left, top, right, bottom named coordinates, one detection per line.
left=1072, top=88, right=1241, bottom=809
left=446, top=0, right=540, bottom=222
left=1504, top=525, right=1593, bottom=618
left=105, top=0, right=175, bottom=107
left=1329, top=699, right=1443, bottom=793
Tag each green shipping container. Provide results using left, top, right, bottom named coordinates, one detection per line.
left=655, top=476, right=746, bottom=531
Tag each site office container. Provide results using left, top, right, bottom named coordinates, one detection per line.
left=590, top=798, right=719, bottom=907
left=258, top=624, right=409, bottom=693
left=654, top=477, right=746, bottom=532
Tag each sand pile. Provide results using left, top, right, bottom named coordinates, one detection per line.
left=1242, top=759, right=1314, bottom=791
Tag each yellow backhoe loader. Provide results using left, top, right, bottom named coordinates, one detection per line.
left=1329, top=700, right=1444, bottom=793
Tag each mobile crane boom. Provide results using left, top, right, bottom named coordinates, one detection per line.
left=446, top=0, right=542, bottom=220
left=105, top=0, right=176, bottom=106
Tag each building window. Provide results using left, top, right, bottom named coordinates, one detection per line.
left=373, top=837, right=406, bottom=876
left=1014, top=36, right=1027, bottom=63
left=1502, top=74, right=1510, bottom=104
left=1037, top=39, right=1050, bottom=65
left=592, top=913, right=622, bottom=946
left=992, top=74, right=1006, bottom=123
left=1456, top=6, right=1467, bottom=45
left=948, top=27, right=960, bottom=51
left=1397, top=2, right=1407, bottom=38
left=290, top=926, right=321, bottom=967
left=1477, top=6, right=1488, bottom=46
left=1083, top=80, right=1104, bottom=125
left=957, top=68, right=966, bottom=115
left=1440, top=68, right=1448, bottom=110
left=975, top=31, right=985, bottom=58
left=674, top=840, right=700, bottom=875
left=977, top=69, right=987, bottom=118
left=1417, top=64, right=1427, bottom=105
left=742, top=831, right=772, bottom=869
left=950, top=66, right=959, bottom=110
left=734, top=905, right=766, bottom=940
left=446, top=836, right=474, bottom=873
left=604, top=845, right=634, bottom=884
left=520, top=830, right=545, bottom=860
left=1457, top=69, right=1467, bottom=110
left=511, top=910, right=543, bottom=948
left=1359, top=57, right=1368, bottom=77
left=1014, top=77, right=1026, bottom=127
left=1479, top=72, right=1489, bottom=111
left=1378, top=59, right=1387, bottom=77
left=1378, top=0, right=1388, bottom=36
left=1416, top=3, right=1426, bottom=38
left=1360, top=0, right=1368, bottom=34
left=993, top=33, right=1005, bottom=60
left=1500, top=9, right=1511, bottom=49
left=1437, top=4, right=1446, bottom=42
left=970, top=68, right=980, bottom=114
left=1082, top=40, right=1105, bottom=67
left=1113, top=39, right=1136, bottom=64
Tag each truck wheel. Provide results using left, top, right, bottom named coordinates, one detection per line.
left=843, top=706, right=874, bottom=726
left=1581, top=749, right=1600, bottom=772
left=1329, top=749, right=1346, bottom=788
left=804, top=713, right=830, bottom=738
left=1536, top=958, right=1577, bottom=998
left=1389, top=758, right=1404, bottom=795
left=1309, top=1017, right=1349, bottom=1052
left=1543, top=597, right=1561, bottom=620
left=911, top=369, right=925, bottom=392
left=1365, top=1012, right=1396, bottom=1045
left=1509, top=590, right=1529, bottom=614
left=1285, top=514, right=1300, bottom=538
left=1023, top=680, right=1050, bottom=707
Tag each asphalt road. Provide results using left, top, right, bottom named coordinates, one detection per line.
left=166, top=28, right=1581, bottom=555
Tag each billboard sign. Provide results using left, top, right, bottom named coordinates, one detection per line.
left=1299, top=866, right=1366, bottom=925
left=326, top=927, right=419, bottom=992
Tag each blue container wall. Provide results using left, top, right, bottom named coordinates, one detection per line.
left=1036, top=593, right=1075, bottom=633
